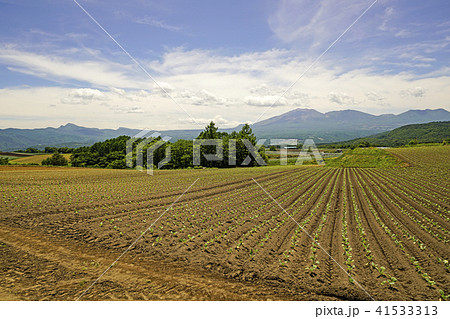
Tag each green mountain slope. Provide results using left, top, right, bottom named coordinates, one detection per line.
left=324, top=121, right=450, bottom=147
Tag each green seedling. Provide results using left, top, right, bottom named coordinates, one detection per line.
left=439, top=290, right=450, bottom=301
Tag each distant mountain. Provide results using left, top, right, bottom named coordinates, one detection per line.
left=0, top=124, right=141, bottom=151
left=0, top=108, right=449, bottom=151
left=250, top=108, right=450, bottom=142
left=324, top=121, right=450, bottom=147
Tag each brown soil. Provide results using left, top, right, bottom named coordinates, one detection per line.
left=0, top=162, right=448, bottom=301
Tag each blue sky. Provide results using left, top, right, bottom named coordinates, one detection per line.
left=0, top=0, right=449, bottom=129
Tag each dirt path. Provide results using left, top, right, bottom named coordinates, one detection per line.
left=0, top=223, right=323, bottom=301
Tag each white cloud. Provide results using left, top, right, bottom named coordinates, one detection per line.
left=111, top=87, right=127, bottom=96
left=148, top=47, right=293, bottom=77
left=246, top=84, right=310, bottom=107
left=0, top=46, right=144, bottom=89
left=110, top=87, right=151, bottom=101
left=109, top=105, right=144, bottom=114
left=412, top=56, right=436, bottom=63
left=394, top=29, right=413, bottom=38
left=152, top=81, right=175, bottom=97
left=1, top=46, right=449, bottom=129
left=366, top=91, right=388, bottom=106
left=180, top=115, right=240, bottom=128
left=379, top=7, right=395, bottom=32
left=268, top=0, right=372, bottom=46
left=153, top=81, right=175, bottom=92
left=176, top=89, right=228, bottom=106
left=245, top=95, right=287, bottom=107
left=61, top=88, right=107, bottom=104
left=400, top=87, right=426, bottom=98
left=328, top=92, right=356, bottom=106
left=135, top=16, right=182, bottom=32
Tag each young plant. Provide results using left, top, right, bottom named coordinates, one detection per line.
left=439, top=290, right=450, bottom=301
left=381, top=277, right=397, bottom=286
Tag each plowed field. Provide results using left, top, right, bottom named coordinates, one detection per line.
left=0, top=146, right=449, bottom=300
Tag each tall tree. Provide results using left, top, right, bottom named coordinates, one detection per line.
left=197, top=121, right=219, bottom=139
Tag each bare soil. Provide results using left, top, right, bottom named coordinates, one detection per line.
left=0, top=157, right=448, bottom=301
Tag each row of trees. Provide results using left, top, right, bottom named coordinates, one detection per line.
left=43, top=146, right=74, bottom=154
left=15, top=147, right=74, bottom=154
left=69, top=122, right=267, bottom=169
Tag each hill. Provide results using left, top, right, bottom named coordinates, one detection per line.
left=1, top=108, right=449, bottom=151
left=324, top=121, right=450, bottom=147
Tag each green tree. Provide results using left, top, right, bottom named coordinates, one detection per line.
left=196, top=121, right=225, bottom=167
left=44, top=147, right=58, bottom=153
left=197, top=121, right=220, bottom=139
left=235, top=124, right=267, bottom=166
left=106, top=159, right=126, bottom=169
left=358, top=141, right=370, bottom=148
left=58, top=147, right=73, bottom=153
left=25, top=147, right=40, bottom=153
left=71, top=136, right=129, bottom=168
left=194, top=122, right=267, bottom=167
left=42, top=153, right=68, bottom=166
left=171, top=140, right=193, bottom=168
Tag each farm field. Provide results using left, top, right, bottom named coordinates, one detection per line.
left=9, top=154, right=71, bottom=165
left=0, top=146, right=449, bottom=301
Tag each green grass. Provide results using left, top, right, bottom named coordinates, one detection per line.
left=401, top=143, right=443, bottom=148
left=268, top=158, right=298, bottom=165
left=325, top=148, right=404, bottom=168
left=0, top=156, right=21, bottom=161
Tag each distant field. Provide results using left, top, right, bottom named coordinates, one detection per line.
left=9, top=154, right=71, bottom=165
left=266, top=149, right=341, bottom=166
left=0, top=152, right=31, bottom=157
left=0, top=152, right=32, bottom=160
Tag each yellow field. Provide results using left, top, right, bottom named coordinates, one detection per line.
left=10, top=154, right=71, bottom=165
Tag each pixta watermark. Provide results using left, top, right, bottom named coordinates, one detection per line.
left=127, top=132, right=324, bottom=175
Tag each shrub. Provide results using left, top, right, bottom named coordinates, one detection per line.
left=42, top=153, right=68, bottom=166
left=106, top=159, right=126, bottom=169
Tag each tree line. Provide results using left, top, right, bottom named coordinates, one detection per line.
left=15, top=147, right=75, bottom=154
left=67, top=122, right=267, bottom=169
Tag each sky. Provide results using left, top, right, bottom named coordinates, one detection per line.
left=0, top=0, right=449, bottom=130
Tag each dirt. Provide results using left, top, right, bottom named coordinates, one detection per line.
left=0, top=161, right=449, bottom=301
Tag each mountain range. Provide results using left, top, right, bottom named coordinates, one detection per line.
left=250, top=108, right=450, bottom=142
left=0, top=108, right=449, bottom=151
